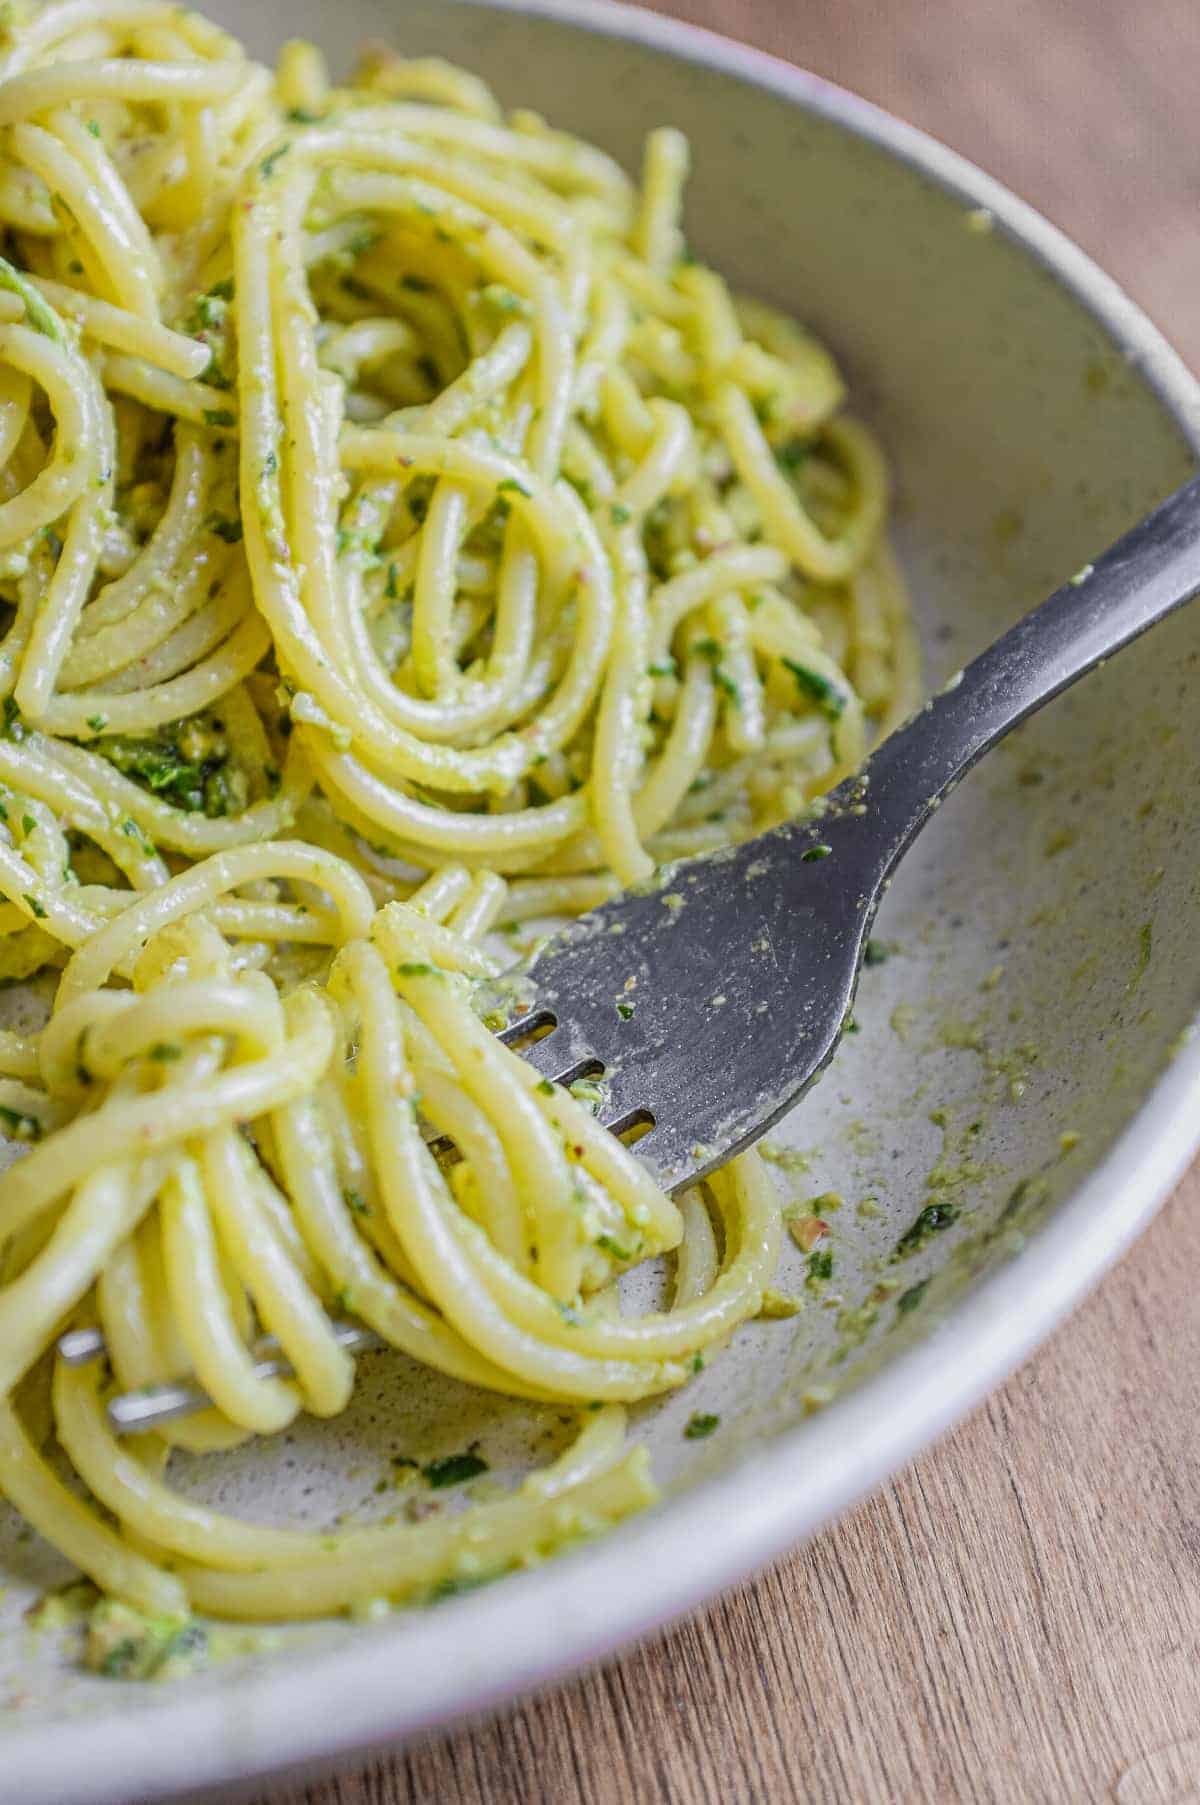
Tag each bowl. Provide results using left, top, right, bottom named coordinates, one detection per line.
left=3, top=3, right=1200, bottom=1800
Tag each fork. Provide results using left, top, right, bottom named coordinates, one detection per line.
left=506, top=473, right=1200, bottom=1185
left=72, top=470, right=1200, bottom=1432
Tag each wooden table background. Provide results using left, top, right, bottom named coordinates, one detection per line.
left=258, top=4, right=1200, bottom=1801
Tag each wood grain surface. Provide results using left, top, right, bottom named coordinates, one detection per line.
left=257, top=5, right=1200, bottom=1802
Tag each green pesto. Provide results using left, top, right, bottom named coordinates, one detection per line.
left=423, top=1451, right=489, bottom=1490
left=893, top=1202, right=960, bottom=1260
left=683, top=1412, right=720, bottom=1440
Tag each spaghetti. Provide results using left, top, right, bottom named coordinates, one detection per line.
left=0, top=0, right=918, bottom=1646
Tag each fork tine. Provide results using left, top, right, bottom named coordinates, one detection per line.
left=514, top=1018, right=602, bottom=1086
left=57, top=1326, right=106, bottom=1367
left=56, top=1319, right=389, bottom=1434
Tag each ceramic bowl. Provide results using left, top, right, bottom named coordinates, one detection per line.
left=2, top=3, right=1199, bottom=1800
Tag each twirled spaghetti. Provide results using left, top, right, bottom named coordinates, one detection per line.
left=0, top=0, right=917, bottom=1654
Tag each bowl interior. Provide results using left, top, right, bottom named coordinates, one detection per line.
left=2, top=4, right=1199, bottom=1798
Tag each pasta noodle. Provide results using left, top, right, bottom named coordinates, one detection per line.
left=0, top=0, right=918, bottom=1657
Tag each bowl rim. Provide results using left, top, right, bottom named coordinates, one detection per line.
left=5, top=3, right=1200, bottom=1800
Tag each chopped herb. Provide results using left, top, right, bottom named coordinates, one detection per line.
left=496, top=477, right=531, bottom=499
left=893, top=1203, right=960, bottom=1260
left=864, top=939, right=889, bottom=966
left=691, top=1353, right=704, bottom=1374
left=286, top=106, right=323, bottom=123
left=616, top=1000, right=635, bottom=1020
left=647, top=657, right=677, bottom=679
left=693, top=636, right=721, bottom=661
left=159, top=1623, right=208, bottom=1668
left=422, top=1451, right=489, bottom=1490
left=148, top=1043, right=181, bottom=1062
left=478, top=283, right=529, bottom=318
left=202, top=407, right=236, bottom=428
left=2, top=697, right=26, bottom=740
left=0, top=1104, right=42, bottom=1142
left=94, top=722, right=242, bottom=819
left=1001, top=1178, right=1040, bottom=1222
left=610, top=502, right=632, bottom=525
left=86, top=119, right=101, bottom=138
left=333, top=226, right=376, bottom=260
left=1130, top=920, right=1153, bottom=991
left=86, top=715, right=108, bottom=733
left=807, top=1248, right=834, bottom=1282
left=897, top=1278, right=930, bottom=1315
left=536, top=1079, right=556, bottom=1096
left=23, top=893, right=46, bottom=919
left=397, top=962, right=436, bottom=978
left=189, top=294, right=224, bottom=333
left=429, top=1572, right=495, bottom=1602
left=713, top=668, right=741, bottom=706
left=596, top=1234, right=631, bottom=1260
left=336, top=526, right=381, bottom=560
left=344, top=1188, right=369, bottom=1217
left=99, top=1640, right=141, bottom=1680
left=259, top=143, right=292, bottom=179
left=801, top=844, right=832, bottom=862
left=781, top=657, right=847, bottom=721
left=774, top=436, right=810, bottom=472
left=20, top=813, right=34, bottom=834
left=683, top=1412, right=720, bottom=1440
left=210, top=278, right=234, bottom=302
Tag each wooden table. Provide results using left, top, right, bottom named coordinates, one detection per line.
left=259, top=5, right=1200, bottom=1801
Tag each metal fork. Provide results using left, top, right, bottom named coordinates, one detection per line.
left=76, top=472, right=1200, bottom=1433
left=507, top=475, right=1200, bottom=1186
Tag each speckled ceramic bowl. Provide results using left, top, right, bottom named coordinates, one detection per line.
left=3, top=4, right=1200, bottom=1800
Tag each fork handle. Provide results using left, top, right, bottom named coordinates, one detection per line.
left=856, top=472, right=1200, bottom=872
